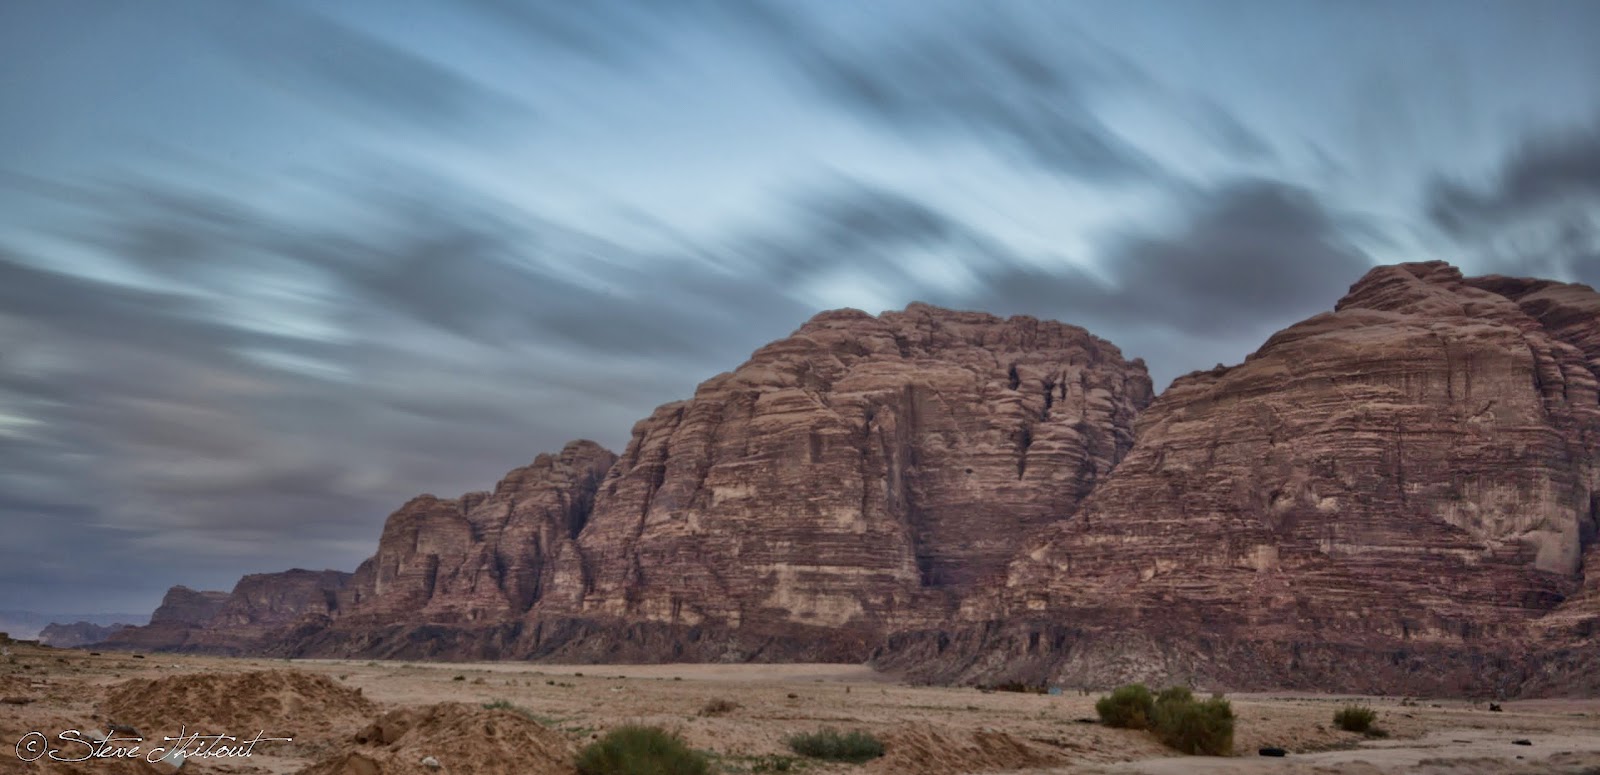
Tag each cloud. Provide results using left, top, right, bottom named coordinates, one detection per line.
left=1426, top=118, right=1600, bottom=286
left=0, top=167, right=821, bottom=613
left=457, top=0, right=789, bottom=67
left=1428, top=122, right=1600, bottom=235
left=214, top=4, right=531, bottom=134
left=724, top=176, right=1373, bottom=387
left=786, top=8, right=1156, bottom=182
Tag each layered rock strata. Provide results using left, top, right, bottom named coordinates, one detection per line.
left=877, top=262, right=1600, bottom=695
left=559, top=305, right=1153, bottom=647
left=113, top=306, right=1153, bottom=660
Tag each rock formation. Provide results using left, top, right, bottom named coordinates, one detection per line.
left=552, top=305, right=1152, bottom=655
left=876, top=262, right=1600, bottom=695
left=37, top=621, right=130, bottom=648
left=108, top=271, right=1600, bottom=696
left=112, top=305, right=1152, bottom=661
left=336, top=440, right=617, bottom=625
left=104, top=572, right=349, bottom=653
left=103, top=585, right=229, bottom=651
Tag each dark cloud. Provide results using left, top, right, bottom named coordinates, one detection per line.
left=726, top=176, right=1372, bottom=387
left=1428, top=122, right=1600, bottom=235
left=1426, top=118, right=1600, bottom=287
left=954, top=181, right=1373, bottom=384
left=739, top=181, right=1003, bottom=285
left=1055, top=180, right=1371, bottom=332
left=787, top=9, right=1156, bottom=181
left=0, top=169, right=818, bottom=613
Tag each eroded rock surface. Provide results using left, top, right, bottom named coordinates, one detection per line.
left=110, top=274, right=1600, bottom=695
left=878, top=262, right=1600, bottom=694
left=103, top=585, right=229, bottom=651
left=558, top=304, right=1152, bottom=646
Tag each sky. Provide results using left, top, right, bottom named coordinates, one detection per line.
left=2, top=0, right=1599, bottom=615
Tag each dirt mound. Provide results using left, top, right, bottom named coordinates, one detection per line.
left=866, top=725, right=1067, bottom=774
left=101, top=669, right=374, bottom=742
left=297, top=702, right=575, bottom=775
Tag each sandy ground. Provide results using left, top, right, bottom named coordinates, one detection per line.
left=2, top=642, right=1598, bottom=774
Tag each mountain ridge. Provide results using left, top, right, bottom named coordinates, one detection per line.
left=99, top=262, right=1600, bottom=696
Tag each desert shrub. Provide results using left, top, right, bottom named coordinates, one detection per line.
left=1156, top=686, right=1194, bottom=706
left=785, top=728, right=885, bottom=763
left=576, top=726, right=710, bottom=775
left=752, top=756, right=795, bottom=772
left=1333, top=705, right=1377, bottom=733
left=1150, top=695, right=1234, bottom=755
left=482, top=699, right=536, bottom=720
left=989, top=680, right=1047, bottom=694
left=699, top=698, right=739, bottom=717
left=1096, top=684, right=1155, bottom=729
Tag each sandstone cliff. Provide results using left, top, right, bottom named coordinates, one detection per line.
left=335, top=439, right=617, bottom=623
left=104, top=585, right=230, bottom=650
left=105, top=572, right=349, bottom=653
left=555, top=305, right=1153, bottom=648
left=109, top=275, right=1600, bottom=696
left=283, top=306, right=1152, bottom=659
left=876, top=262, right=1600, bottom=696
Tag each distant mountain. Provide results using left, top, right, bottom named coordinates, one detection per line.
left=0, top=610, right=149, bottom=641
left=38, top=621, right=134, bottom=648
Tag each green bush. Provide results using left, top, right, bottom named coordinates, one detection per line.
left=576, top=726, right=710, bottom=775
left=1156, top=686, right=1194, bottom=706
left=1333, top=705, right=1377, bottom=733
left=1151, top=695, right=1234, bottom=755
left=1096, top=684, right=1155, bottom=729
left=785, top=728, right=885, bottom=763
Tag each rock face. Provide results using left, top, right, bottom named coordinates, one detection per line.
left=37, top=621, right=130, bottom=648
left=282, top=306, right=1151, bottom=659
left=553, top=305, right=1152, bottom=654
left=877, top=262, right=1600, bottom=695
left=104, top=585, right=230, bottom=650
left=150, top=585, right=232, bottom=626
left=117, top=305, right=1152, bottom=660
left=110, top=274, right=1600, bottom=695
left=334, top=439, right=618, bottom=624
left=105, top=572, right=349, bottom=653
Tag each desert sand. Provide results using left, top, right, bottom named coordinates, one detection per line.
left=2, top=641, right=1597, bottom=774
